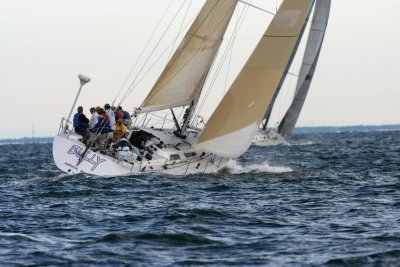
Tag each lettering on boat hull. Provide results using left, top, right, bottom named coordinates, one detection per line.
left=67, top=145, right=106, bottom=171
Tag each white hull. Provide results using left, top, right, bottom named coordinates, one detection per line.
left=252, top=130, right=287, bottom=147
left=53, top=132, right=229, bottom=176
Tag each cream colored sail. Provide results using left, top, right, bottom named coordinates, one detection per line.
left=138, top=0, right=238, bottom=113
left=197, top=0, right=315, bottom=157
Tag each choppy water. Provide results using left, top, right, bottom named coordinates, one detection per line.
left=1, top=131, right=400, bottom=266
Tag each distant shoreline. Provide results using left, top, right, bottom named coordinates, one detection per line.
left=292, top=124, right=400, bottom=134
left=1, top=124, right=399, bottom=144
left=0, top=137, right=54, bottom=144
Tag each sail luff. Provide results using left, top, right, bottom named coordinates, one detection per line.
left=197, top=0, right=315, bottom=157
left=278, top=0, right=331, bottom=139
left=138, top=0, right=239, bottom=114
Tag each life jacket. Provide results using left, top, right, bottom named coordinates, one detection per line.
left=113, top=124, right=127, bottom=140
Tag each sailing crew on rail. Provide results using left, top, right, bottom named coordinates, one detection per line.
left=114, top=106, right=124, bottom=121
left=73, top=106, right=91, bottom=143
left=118, top=106, right=132, bottom=126
left=104, top=103, right=116, bottom=127
left=90, top=113, right=113, bottom=150
left=89, top=107, right=99, bottom=129
left=112, top=118, right=127, bottom=141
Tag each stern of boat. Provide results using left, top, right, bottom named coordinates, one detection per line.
left=52, top=133, right=133, bottom=176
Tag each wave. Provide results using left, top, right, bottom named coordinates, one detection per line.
left=95, top=231, right=219, bottom=246
left=0, top=232, right=80, bottom=246
left=325, top=249, right=400, bottom=266
left=288, top=140, right=314, bottom=146
left=222, top=159, right=292, bottom=174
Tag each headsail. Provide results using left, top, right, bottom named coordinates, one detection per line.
left=138, top=0, right=239, bottom=114
left=278, top=0, right=331, bottom=139
left=197, top=0, right=315, bottom=157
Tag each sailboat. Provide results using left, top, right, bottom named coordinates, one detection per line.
left=53, top=0, right=316, bottom=176
left=252, top=0, right=331, bottom=146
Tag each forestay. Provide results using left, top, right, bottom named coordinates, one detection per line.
left=138, top=0, right=238, bottom=113
left=197, top=0, right=315, bottom=157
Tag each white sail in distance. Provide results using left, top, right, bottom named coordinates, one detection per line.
left=197, top=0, right=315, bottom=157
left=278, top=0, right=331, bottom=138
left=138, top=0, right=239, bottom=114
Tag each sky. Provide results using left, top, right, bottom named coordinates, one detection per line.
left=0, top=0, right=399, bottom=138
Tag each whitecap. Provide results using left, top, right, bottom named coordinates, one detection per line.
left=223, top=159, right=292, bottom=174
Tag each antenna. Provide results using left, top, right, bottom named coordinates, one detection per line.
left=78, top=74, right=91, bottom=85
left=65, top=74, right=91, bottom=131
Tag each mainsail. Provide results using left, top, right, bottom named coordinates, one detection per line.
left=278, top=0, right=331, bottom=139
left=138, top=0, right=238, bottom=113
left=197, top=0, right=315, bottom=157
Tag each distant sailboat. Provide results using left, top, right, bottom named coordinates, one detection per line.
left=53, top=0, right=315, bottom=175
left=252, top=0, right=331, bottom=146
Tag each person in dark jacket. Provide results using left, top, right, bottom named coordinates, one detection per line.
left=73, top=106, right=90, bottom=143
left=131, top=134, right=151, bottom=151
left=118, top=106, right=132, bottom=126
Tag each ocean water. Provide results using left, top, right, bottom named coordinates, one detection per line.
left=0, top=130, right=399, bottom=266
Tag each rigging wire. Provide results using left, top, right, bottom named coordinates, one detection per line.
left=121, top=1, right=236, bottom=112
left=119, top=0, right=280, bottom=122
left=194, top=1, right=282, bottom=124
left=117, top=10, right=196, bottom=109
left=112, top=0, right=175, bottom=107
left=239, top=0, right=275, bottom=15
left=168, top=0, right=192, bottom=61
left=118, top=0, right=189, bottom=107
left=224, top=6, right=241, bottom=94
left=117, top=10, right=196, bottom=107
left=134, top=1, right=233, bottom=109
left=117, top=0, right=190, bottom=107
left=194, top=0, right=253, bottom=120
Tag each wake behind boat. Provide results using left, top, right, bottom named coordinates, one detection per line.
left=53, top=0, right=317, bottom=175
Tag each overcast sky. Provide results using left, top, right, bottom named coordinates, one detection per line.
left=0, top=0, right=399, bottom=138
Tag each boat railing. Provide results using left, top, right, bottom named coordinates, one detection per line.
left=58, top=117, right=73, bottom=135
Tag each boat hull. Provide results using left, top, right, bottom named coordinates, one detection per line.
left=252, top=130, right=287, bottom=147
left=52, top=134, right=229, bottom=176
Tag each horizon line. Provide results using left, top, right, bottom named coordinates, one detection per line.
left=1, top=124, right=400, bottom=140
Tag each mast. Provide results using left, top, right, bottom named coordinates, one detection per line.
left=278, top=0, right=331, bottom=138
